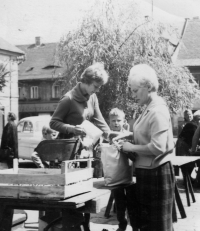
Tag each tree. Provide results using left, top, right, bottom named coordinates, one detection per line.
left=0, top=63, right=8, bottom=91
left=56, top=0, right=200, bottom=121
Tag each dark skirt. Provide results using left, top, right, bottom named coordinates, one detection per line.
left=135, top=161, right=175, bottom=231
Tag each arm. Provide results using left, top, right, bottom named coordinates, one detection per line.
left=50, top=96, right=84, bottom=136
left=192, top=125, right=200, bottom=152
left=120, top=110, right=171, bottom=156
left=50, top=96, right=73, bottom=134
left=112, top=131, right=133, bottom=142
left=92, top=94, right=110, bottom=138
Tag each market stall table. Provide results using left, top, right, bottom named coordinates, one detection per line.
left=171, top=156, right=200, bottom=207
left=0, top=178, right=110, bottom=231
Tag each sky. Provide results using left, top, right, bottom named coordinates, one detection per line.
left=0, top=0, right=200, bottom=46
left=0, top=0, right=94, bottom=45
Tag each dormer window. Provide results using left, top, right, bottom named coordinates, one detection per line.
left=26, top=67, right=34, bottom=72
left=42, top=65, right=62, bottom=69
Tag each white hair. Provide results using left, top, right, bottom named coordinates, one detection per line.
left=128, top=64, right=159, bottom=92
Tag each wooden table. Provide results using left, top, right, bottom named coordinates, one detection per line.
left=0, top=179, right=110, bottom=231
left=171, top=156, right=200, bottom=207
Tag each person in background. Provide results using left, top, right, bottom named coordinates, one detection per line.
left=176, top=110, right=200, bottom=181
left=123, top=118, right=130, bottom=131
left=190, top=117, right=200, bottom=187
left=108, top=108, right=136, bottom=231
left=50, top=62, right=110, bottom=143
left=0, top=112, right=18, bottom=168
left=176, top=109, right=193, bottom=156
left=31, top=126, right=57, bottom=168
left=178, top=109, right=193, bottom=135
left=113, top=64, right=175, bottom=231
left=191, top=121, right=200, bottom=153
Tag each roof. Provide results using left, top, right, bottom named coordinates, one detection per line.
left=17, top=42, right=66, bottom=80
left=0, top=37, right=25, bottom=56
left=172, top=18, right=200, bottom=66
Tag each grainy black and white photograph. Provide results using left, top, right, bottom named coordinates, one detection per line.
left=0, top=0, right=200, bottom=230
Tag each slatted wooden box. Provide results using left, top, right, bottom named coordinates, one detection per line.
left=0, top=159, right=93, bottom=200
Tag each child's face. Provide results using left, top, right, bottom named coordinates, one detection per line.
left=109, top=115, right=125, bottom=132
left=43, top=132, right=56, bottom=140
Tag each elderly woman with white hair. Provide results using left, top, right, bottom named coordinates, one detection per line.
left=113, top=64, right=175, bottom=231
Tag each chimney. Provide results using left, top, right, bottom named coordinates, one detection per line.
left=35, top=36, right=41, bottom=46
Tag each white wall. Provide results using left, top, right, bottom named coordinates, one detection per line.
left=0, top=53, right=19, bottom=125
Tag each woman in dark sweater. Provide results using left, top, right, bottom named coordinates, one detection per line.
left=50, top=62, right=110, bottom=140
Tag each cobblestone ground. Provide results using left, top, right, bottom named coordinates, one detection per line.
left=19, top=174, right=200, bottom=231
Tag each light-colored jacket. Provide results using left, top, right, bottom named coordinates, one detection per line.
left=133, top=96, right=174, bottom=169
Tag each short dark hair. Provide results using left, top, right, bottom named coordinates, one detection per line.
left=8, top=112, right=17, bottom=121
left=80, top=62, right=109, bottom=85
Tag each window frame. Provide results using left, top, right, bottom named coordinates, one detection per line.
left=30, top=86, right=39, bottom=99
left=52, top=85, right=60, bottom=98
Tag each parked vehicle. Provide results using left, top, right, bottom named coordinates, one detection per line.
left=17, top=116, right=53, bottom=160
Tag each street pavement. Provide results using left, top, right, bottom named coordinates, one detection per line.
left=15, top=172, right=200, bottom=231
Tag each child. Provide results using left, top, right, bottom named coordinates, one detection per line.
left=108, top=108, right=136, bottom=231
left=31, top=126, right=56, bottom=168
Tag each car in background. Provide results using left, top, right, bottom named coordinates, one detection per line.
left=17, top=116, right=55, bottom=160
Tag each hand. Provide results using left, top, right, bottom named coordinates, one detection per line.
left=118, top=140, right=134, bottom=153
left=73, top=125, right=86, bottom=136
left=125, top=152, right=138, bottom=162
left=112, top=140, right=123, bottom=151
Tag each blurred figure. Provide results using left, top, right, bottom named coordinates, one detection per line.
left=123, top=119, right=130, bottom=131
left=176, top=110, right=200, bottom=181
left=178, top=109, right=193, bottom=134
left=0, top=112, right=18, bottom=168
left=177, top=110, right=200, bottom=156
left=31, top=126, right=57, bottom=168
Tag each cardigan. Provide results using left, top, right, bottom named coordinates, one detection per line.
left=50, top=82, right=110, bottom=139
left=133, top=96, right=174, bottom=169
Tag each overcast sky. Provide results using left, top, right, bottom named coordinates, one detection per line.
left=0, top=0, right=200, bottom=46
left=0, top=0, right=93, bottom=45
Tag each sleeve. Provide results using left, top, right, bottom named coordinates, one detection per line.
left=0, top=124, right=8, bottom=149
left=92, top=95, right=110, bottom=137
left=147, top=110, right=170, bottom=156
left=50, top=96, right=75, bottom=134
left=12, top=123, right=18, bottom=158
left=192, top=125, right=200, bottom=152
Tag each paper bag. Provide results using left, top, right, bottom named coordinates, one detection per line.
left=101, top=143, right=133, bottom=186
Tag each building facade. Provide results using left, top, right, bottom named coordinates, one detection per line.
left=17, top=37, right=66, bottom=120
left=172, top=17, right=200, bottom=135
left=0, top=37, right=25, bottom=138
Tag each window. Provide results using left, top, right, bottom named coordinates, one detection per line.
left=30, top=86, right=38, bottom=99
left=17, top=121, right=24, bottom=132
left=17, top=121, right=33, bottom=133
left=52, top=85, right=60, bottom=98
left=18, top=87, right=22, bottom=98
left=23, top=121, right=33, bottom=132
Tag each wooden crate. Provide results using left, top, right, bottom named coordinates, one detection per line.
left=0, top=159, right=93, bottom=200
